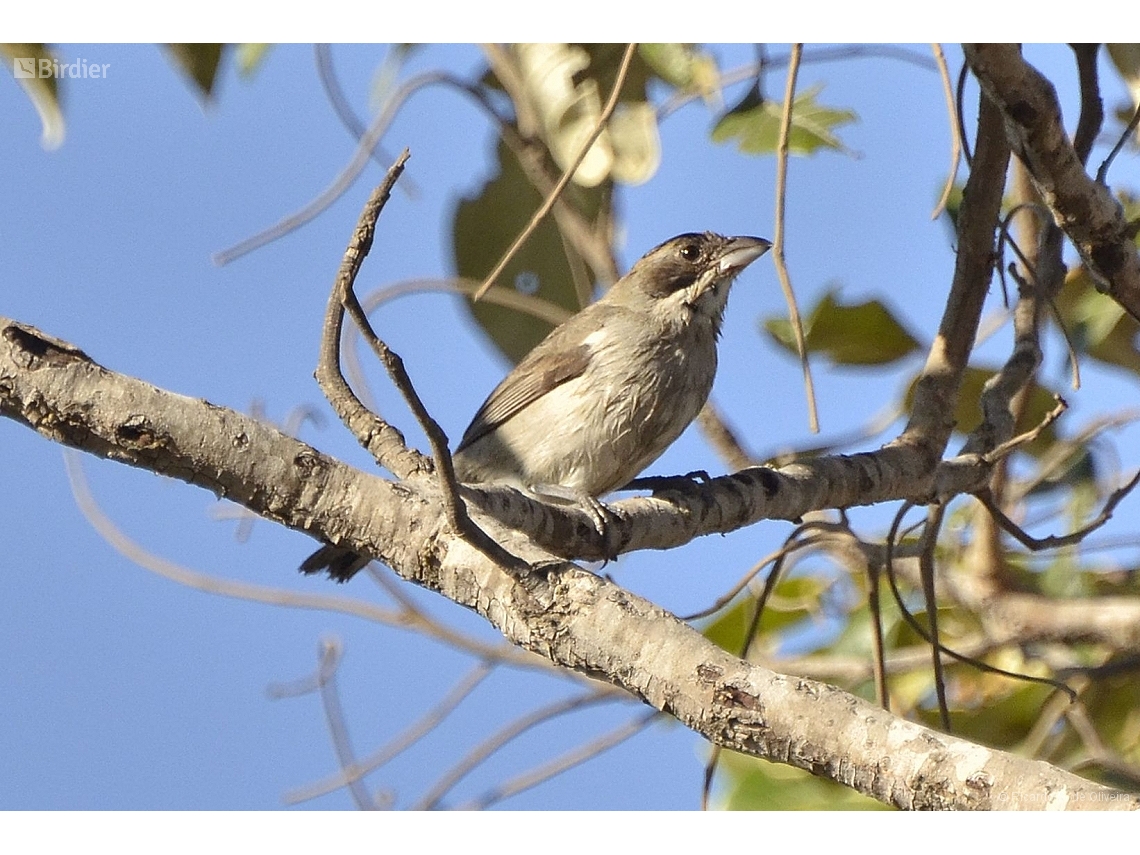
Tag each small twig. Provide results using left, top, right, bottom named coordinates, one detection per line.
left=65, top=449, right=409, bottom=624
left=1070, top=44, right=1104, bottom=167
left=214, top=69, right=457, bottom=265
left=995, top=204, right=1081, bottom=391
left=931, top=44, right=962, bottom=220
left=1096, top=101, right=1140, bottom=186
left=459, top=711, right=658, bottom=810
left=472, top=42, right=638, bottom=302
left=1007, top=410, right=1140, bottom=504
left=1064, top=701, right=1140, bottom=787
left=680, top=531, right=824, bottom=621
left=761, top=404, right=905, bottom=469
left=314, top=44, right=419, bottom=195
left=342, top=277, right=571, bottom=416
left=284, top=660, right=495, bottom=805
left=67, top=447, right=541, bottom=669
left=882, top=510, right=1077, bottom=702
left=918, top=503, right=951, bottom=732
left=772, top=44, right=820, bottom=434
left=315, top=150, right=430, bottom=478
left=657, top=45, right=937, bottom=120
left=977, top=468, right=1140, bottom=552
left=980, top=396, right=1067, bottom=465
left=315, top=153, right=529, bottom=572
left=310, top=636, right=383, bottom=809
left=956, top=61, right=973, bottom=167
left=866, top=555, right=889, bottom=710
left=413, top=689, right=623, bottom=810
left=701, top=744, right=722, bottom=811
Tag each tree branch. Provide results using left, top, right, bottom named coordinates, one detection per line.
left=2, top=316, right=1134, bottom=810
left=964, top=44, right=1140, bottom=323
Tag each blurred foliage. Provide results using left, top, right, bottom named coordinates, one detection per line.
left=165, top=44, right=227, bottom=99
left=452, top=139, right=607, bottom=363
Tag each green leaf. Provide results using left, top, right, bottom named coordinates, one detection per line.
left=712, top=83, right=856, bottom=156
left=451, top=139, right=606, bottom=363
left=720, top=752, right=886, bottom=810
left=764, top=290, right=920, bottom=366
left=165, top=44, right=227, bottom=99
left=1055, top=262, right=1140, bottom=377
left=701, top=576, right=824, bottom=654
left=1, top=43, right=65, bottom=149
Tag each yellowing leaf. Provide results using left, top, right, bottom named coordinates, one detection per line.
left=235, top=44, right=271, bottom=78
left=639, top=43, right=720, bottom=102
left=514, top=43, right=661, bottom=187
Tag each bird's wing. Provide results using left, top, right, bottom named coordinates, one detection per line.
left=456, top=339, right=592, bottom=452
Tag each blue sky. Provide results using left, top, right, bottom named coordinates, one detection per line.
left=3, top=43, right=1138, bottom=810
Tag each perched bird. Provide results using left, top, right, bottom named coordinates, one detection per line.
left=302, top=231, right=771, bottom=580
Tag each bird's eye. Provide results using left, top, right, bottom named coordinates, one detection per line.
left=679, top=243, right=701, bottom=262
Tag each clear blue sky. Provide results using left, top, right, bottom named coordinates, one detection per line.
left=3, top=43, right=1137, bottom=809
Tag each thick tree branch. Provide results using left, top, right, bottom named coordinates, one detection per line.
left=964, top=44, right=1140, bottom=323
left=2, top=316, right=1135, bottom=810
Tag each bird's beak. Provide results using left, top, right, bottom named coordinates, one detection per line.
left=717, top=236, right=772, bottom=275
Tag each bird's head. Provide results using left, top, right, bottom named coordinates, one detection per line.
left=605, top=232, right=772, bottom=328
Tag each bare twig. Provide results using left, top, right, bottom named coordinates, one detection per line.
left=931, top=43, right=962, bottom=220
left=695, top=400, right=759, bottom=472
left=458, top=711, right=658, bottom=810
left=342, top=277, right=571, bottom=416
left=314, top=44, right=418, bottom=195
left=980, top=397, right=1067, bottom=465
left=977, top=469, right=1140, bottom=552
left=413, top=689, right=624, bottom=809
left=472, top=43, right=638, bottom=302
left=918, top=503, right=951, bottom=731
left=956, top=61, right=973, bottom=167
left=658, top=44, right=937, bottom=120
left=313, top=155, right=529, bottom=572
left=772, top=44, right=819, bottom=434
left=680, top=532, right=824, bottom=621
left=315, top=150, right=430, bottom=480
left=1070, top=44, right=1103, bottom=167
left=66, top=449, right=538, bottom=667
left=882, top=509, right=1078, bottom=701
left=1096, top=102, right=1140, bottom=185
left=214, top=71, right=463, bottom=266
left=312, top=637, right=384, bottom=809
left=284, top=661, right=495, bottom=805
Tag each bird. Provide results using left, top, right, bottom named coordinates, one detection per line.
left=302, top=231, right=771, bottom=581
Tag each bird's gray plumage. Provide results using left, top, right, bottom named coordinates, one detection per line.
left=302, top=231, right=771, bottom=581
